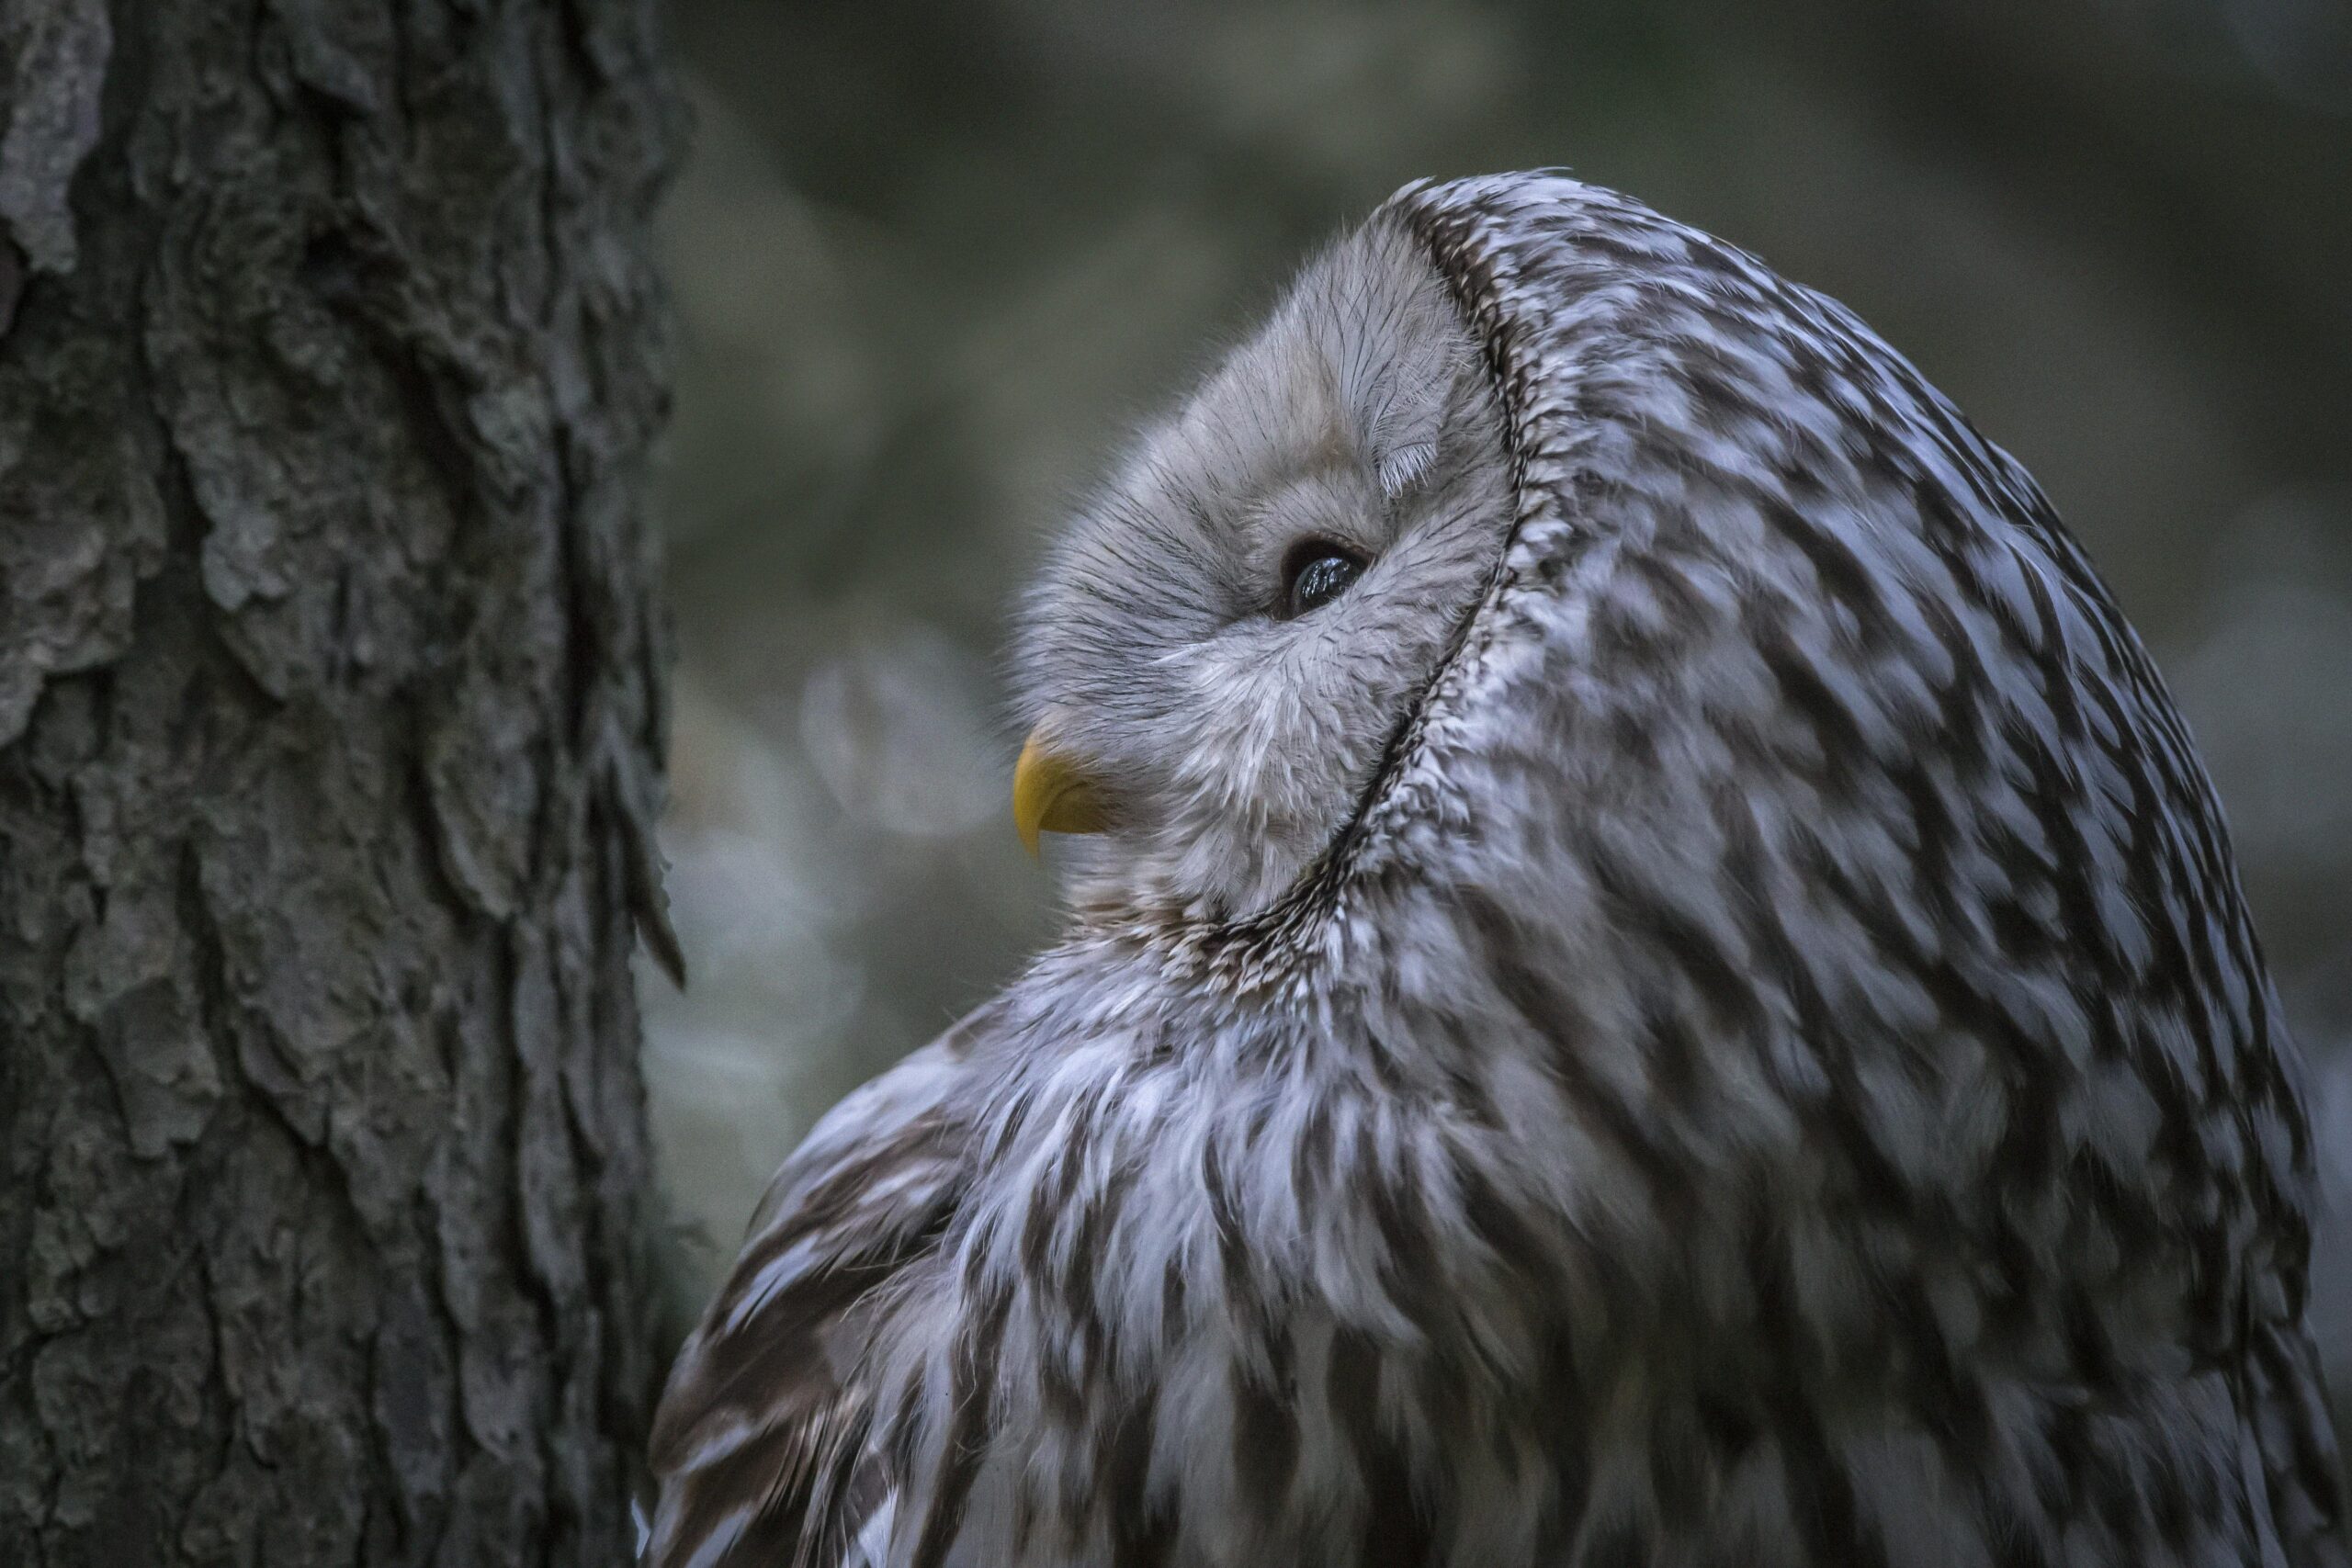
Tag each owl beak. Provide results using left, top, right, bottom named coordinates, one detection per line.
left=1012, top=731, right=1113, bottom=857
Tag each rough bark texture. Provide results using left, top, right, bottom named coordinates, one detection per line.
left=0, top=2, right=679, bottom=1563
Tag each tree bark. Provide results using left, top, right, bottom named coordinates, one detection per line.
left=0, top=2, right=679, bottom=1563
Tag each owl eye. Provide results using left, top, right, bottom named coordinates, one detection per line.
left=1279, top=541, right=1368, bottom=619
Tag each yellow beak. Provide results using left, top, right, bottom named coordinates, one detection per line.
left=1012, top=730, right=1113, bottom=857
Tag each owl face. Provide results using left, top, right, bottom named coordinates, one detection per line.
left=1014, top=219, right=1513, bottom=919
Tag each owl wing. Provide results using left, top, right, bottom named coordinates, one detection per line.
left=2249, top=1306, right=2351, bottom=1568
left=642, top=1003, right=1001, bottom=1568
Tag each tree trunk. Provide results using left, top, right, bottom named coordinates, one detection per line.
left=0, top=2, right=680, bottom=1563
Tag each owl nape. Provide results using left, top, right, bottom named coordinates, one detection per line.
left=646, top=174, right=2346, bottom=1568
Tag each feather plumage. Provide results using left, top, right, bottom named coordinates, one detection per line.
left=645, top=173, right=2346, bottom=1568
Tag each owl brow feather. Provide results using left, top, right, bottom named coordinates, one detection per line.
left=1071, top=494, right=1222, bottom=622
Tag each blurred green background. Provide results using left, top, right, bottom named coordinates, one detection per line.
left=642, top=0, right=2352, bottom=1401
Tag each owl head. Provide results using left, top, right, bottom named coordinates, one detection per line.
left=1012, top=216, right=1512, bottom=920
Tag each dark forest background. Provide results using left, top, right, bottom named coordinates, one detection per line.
left=642, top=0, right=2352, bottom=1412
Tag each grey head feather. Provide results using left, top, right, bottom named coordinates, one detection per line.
left=1014, top=210, right=1513, bottom=923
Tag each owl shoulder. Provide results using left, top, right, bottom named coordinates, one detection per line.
left=641, top=1005, right=1003, bottom=1566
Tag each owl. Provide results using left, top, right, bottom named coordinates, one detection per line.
left=643, top=174, right=2346, bottom=1567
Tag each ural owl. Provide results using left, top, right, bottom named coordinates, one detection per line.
left=644, top=173, right=2346, bottom=1567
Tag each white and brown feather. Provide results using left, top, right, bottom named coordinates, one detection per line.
left=646, top=1010, right=999, bottom=1566
left=646, top=174, right=2346, bottom=1567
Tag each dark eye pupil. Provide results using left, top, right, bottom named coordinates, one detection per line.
left=1284, top=546, right=1365, bottom=616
